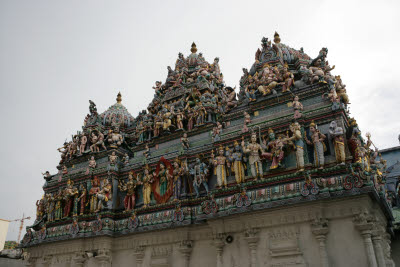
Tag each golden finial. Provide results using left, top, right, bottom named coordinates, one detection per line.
left=116, top=92, right=122, bottom=103
left=191, top=42, right=197, bottom=53
left=274, top=31, right=281, bottom=44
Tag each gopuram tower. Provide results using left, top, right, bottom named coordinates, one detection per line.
left=22, top=33, right=395, bottom=267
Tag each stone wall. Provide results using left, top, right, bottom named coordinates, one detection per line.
left=24, top=194, right=395, bottom=267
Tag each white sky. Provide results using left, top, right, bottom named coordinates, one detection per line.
left=0, top=0, right=399, bottom=241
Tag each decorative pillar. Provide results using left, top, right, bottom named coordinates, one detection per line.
left=354, top=213, right=378, bottom=267
left=95, top=248, right=111, bottom=267
left=133, top=246, right=145, bottom=267
left=371, top=228, right=386, bottom=267
left=244, top=228, right=259, bottom=267
left=72, top=252, right=87, bottom=267
left=42, top=255, right=52, bottom=267
left=23, top=252, right=35, bottom=267
left=311, top=218, right=330, bottom=267
left=178, top=240, right=193, bottom=267
left=213, top=235, right=225, bottom=267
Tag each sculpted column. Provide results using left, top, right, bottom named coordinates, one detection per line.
left=311, top=218, right=329, bottom=267
left=178, top=240, right=193, bottom=267
left=95, top=249, right=111, bottom=267
left=133, top=246, right=145, bottom=267
left=72, top=252, right=87, bottom=267
left=244, top=228, right=259, bottom=267
left=42, top=255, right=52, bottom=267
left=371, top=227, right=386, bottom=267
left=354, top=213, right=378, bottom=267
left=213, top=235, right=225, bottom=267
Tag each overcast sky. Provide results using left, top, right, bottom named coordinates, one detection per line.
left=1, top=0, right=399, bottom=241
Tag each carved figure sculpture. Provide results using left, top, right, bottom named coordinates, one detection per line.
left=142, top=165, right=154, bottom=207
left=212, top=146, right=228, bottom=188
left=242, top=132, right=265, bottom=179
left=229, top=141, right=246, bottom=184
left=329, top=121, right=346, bottom=165
left=292, top=95, right=303, bottom=120
left=287, top=122, right=305, bottom=172
left=181, top=133, right=190, bottom=150
left=263, top=128, right=286, bottom=170
left=190, top=155, right=210, bottom=198
left=305, top=121, right=326, bottom=169
left=119, top=171, right=140, bottom=212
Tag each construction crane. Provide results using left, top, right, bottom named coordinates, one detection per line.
left=12, top=213, right=31, bottom=243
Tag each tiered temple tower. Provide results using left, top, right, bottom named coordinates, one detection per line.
left=22, top=33, right=395, bottom=267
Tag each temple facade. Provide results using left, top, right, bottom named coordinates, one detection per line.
left=22, top=33, right=396, bottom=267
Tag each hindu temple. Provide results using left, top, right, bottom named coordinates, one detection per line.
left=21, top=33, right=396, bottom=267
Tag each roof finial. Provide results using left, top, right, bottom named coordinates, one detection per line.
left=191, top=42, right=197, bottom=53
left=116, top=92, right=122, bottom=103
left=274, top=31, right=281, bottom=44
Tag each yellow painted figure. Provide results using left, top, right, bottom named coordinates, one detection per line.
left=213, top=146, right=228, bottom=188
left=229, top=141, right=246, bottom=184
left=142, top=165, right=154, bottom=207
left=329, top=121, right=346, bottom=165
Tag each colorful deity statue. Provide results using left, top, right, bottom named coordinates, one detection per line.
left=245, top=75, right=257, bottom=101
left=86, top=156, right=96, bottom=175
left=335, top=75, right=349, bottom=105
left=156, top=162, right=171, bottom=197
left=63, top=179, right=78, bottom=218
left=309, top=59, right=326, bottom=84
left=212, top=146, right=229, bottom=188
left=123, top=153, right=129, bottom=165
left=194, top=102, right=207, bottom=126
left=229, top=141, right=246, bottom=184
left=190, top=155, right=210, bottom=198
left=54, top=188, right=63, bottom=221
left=186, top=107, right=195, bottom=131
left=152, top=81, right=163, bottom=97
left=45, top=193, right=55, bottom=222
left=35, top=197, right=45, bottom=221
left=347, top=118, right=363, bottom=163
left=280, top=63, right=294, bottom=92
left=263, top=128, right=286, bottom=170
left=142, top=165, right=154, bottom=207
left=107, top=127, right=124, bottom=148
left=176, top=109, right=185, bottom=130
left=96, top=178, right=112, bottom=212
left=329, top=121, right=346, bottom=165
left=136, top=121, right=145, bottom=143
left=107, top=152, right=119, bottom=172
left=287, top=122, right=305, bottom=172
left=78, top=184, right=87, bottom=215
left=79, top=132, right=88, bottom=155
left=119, top=171, right=140, bottom=212
left=242, top=132, right=265, bottom=179
left=242, top=111, right=251, bottom=133
left=224, top=87, right=238, bottom=112
left=90, top=130, right=107, bottom=152
left=292, top=95, right=303, bottom=120
left=162, top=104, right=173, bottom=132
left=143, top=144, right=151, bottom=159
left=89, top=176, right=101, bottom=213
left=72, top=189, right=80, bottom=217
left=172, top=158, right=184, bottom=200
left=257, top=64, right=278, bottom=96
left=181, top=133, right=190, bottom=150
left=305, top=121, right=326, bottom=169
